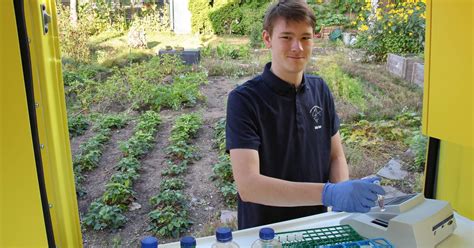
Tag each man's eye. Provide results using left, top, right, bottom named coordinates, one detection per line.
left=280, top=36, right=289, bottom=39
left=302, top=37, right=311, bottom=40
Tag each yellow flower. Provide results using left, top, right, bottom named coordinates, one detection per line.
left=368, top=35, right=372, bottom=40
left=358, top=24, right=369, bottom=32
left=388, top=22, right=392, bottom=27
left=409, top=32, right=413, bottom=36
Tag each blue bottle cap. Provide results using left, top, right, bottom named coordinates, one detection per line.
left=259, top=227, right=275, bottom=240
left=180, top=236, right=196, bottom=247
left=141, top=236, right=158, bottom=248
left=216, top=227, right=233, bottom=242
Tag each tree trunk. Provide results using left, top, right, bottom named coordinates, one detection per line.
left=70, top=0, right=78, bottom=27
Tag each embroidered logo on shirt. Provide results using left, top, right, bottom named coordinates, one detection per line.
left=310, top=105, right=323, bottom=130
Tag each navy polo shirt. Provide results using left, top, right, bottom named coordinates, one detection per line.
left=226, top=62, right=340, bottom=229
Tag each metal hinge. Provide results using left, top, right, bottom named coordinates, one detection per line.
left=41, top=4, right=51, bottom=35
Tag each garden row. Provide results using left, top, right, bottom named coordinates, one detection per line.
left=148, top=113, right=203, bottom=238
left=211, top=118, right=237, bottom=207
left=70, top=114, right=128, bottom=196
left=82, top=111, right=161, bottom=230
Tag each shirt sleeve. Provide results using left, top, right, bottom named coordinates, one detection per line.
left=323, top=81, right=340, bottom=136
left=225, top=89, right=261, bottom=152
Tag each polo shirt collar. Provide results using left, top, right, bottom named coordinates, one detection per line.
left=262, top=62, right=307, bottom=96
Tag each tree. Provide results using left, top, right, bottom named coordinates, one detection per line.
left=70, top=0, right=78, bottom=27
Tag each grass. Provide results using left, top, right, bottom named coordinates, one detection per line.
left=196, top=213, right=238, bottom=238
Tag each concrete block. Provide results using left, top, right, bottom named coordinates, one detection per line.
left=404, top=57, right=422, bottom=82
left=377, top=158, right=408, bottom=180
left=158, top=48, right=200, bottom=65
left=386, top=53, right=407, bottom=79
left=411, top=62, right=424, bottom=87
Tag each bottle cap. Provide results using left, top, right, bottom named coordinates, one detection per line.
left=141, top=236, right=158, bottom=248
left=259, top=227, right=275, bottom=240
left=180, top=236, right=196, bottom=247
left=216, top=227, right=233, bottom=242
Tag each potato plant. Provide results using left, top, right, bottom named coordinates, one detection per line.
left=211, top=118, right=237, bottom=207
left=83, top=111, right=160, bottom=230
left=148, top=113, right=202, bottom=237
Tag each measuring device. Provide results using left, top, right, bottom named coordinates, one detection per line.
left=341, top=193, right=456, bottom=247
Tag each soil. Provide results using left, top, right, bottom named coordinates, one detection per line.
left=74, top=76, right=245, bottom=247
left=72, top=48, right=420, bottom=246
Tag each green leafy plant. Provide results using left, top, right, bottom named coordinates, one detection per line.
left=68, top=114, right=89, bottom=137
left=74, top=129, right=111, bottom=171
left=115, top=157, right=141, bottom=172
left=355, top=0, right=426, bottom=61
left=340, top=112, right=421, bottom=149
left=160, top=178, right=185, bottom=191
left=161, top=160, right=188, bottom=176
left=102, top=182, right=135, bottom=207
left=83, top=201, right=126, bottom=230
left=408, top=131, right=428, bottom=172
left=150, top=190, right=186, bottom=208
left=110, top=169, right=139, bottom=187
left=56, top=4, right=91, bottom=62
left=96, top=114, right=128, bottom=130
left=148, top=206, right=192, bottom=238
left=219, top=181, right=238, bottom=206
left=316, top=63, right=367, bottom=111
left=119, top=131, right=155, bottom=158
left=211, top=118, right=237, bottom=207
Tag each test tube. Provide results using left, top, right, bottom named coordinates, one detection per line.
left=373, top=180, right=385, bottom=212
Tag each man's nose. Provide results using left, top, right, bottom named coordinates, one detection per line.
left=291, top=40, right=303, bottom=52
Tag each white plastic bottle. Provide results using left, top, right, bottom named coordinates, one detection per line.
left=251, top=227, right=282, bottom=248
left=211, top=227, right=240, bottom=248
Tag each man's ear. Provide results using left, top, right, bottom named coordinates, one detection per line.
left=263, top=30, right=272, bottom=48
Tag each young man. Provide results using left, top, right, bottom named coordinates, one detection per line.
left=226, top=0, right=385, bottom=229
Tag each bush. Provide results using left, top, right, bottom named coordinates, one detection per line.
left=130, top=4, right=171, bottom=34
left=309, top=0, right=365, bottom=31
left=57, top=5, right=91, bottom=62
left=355, top=0, right=426, bottom=61
left=68, top=114, right=89, bottom=137
left=249, top=24, right=264, bottom=48
left=209, top=2, right=241, bottom=35
left=77, top=0, right=127, bottom=35
left=83, top=201, right=126, bottom=230
left=408, top=131, right=428, bottom=172
left=190, top=0, right=269, bottom=35
left=148, top=206, right=192, bottom=238
left=189, top=0, right=213, bottom=34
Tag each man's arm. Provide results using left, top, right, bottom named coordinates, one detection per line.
left=230, top=149, right=325, bottom=207
left=329, top=131, right=349, bottom=183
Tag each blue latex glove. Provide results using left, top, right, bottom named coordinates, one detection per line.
left=322, top=177, right=386, bottom=213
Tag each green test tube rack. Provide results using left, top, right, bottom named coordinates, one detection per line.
left=275, top=225, right=364, bottom=247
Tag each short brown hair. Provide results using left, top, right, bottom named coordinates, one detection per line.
left=263, top=0, right=316, bottom=35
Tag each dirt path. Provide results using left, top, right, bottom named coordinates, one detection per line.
left=78, top=122, right=136, bottom=214
left=77, top=76, right=242, bottom=247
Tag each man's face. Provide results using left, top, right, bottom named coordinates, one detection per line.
left=263, top=18, right=314, bottom=76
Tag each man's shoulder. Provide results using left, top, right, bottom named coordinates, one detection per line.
left=305, top=74, right=331, bottom=92
left=305, top=74, right=326, bottom=86
left=230, top=74, right=264, bottom=96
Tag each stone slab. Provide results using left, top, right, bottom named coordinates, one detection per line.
left=377, top=158, right=408, bottom=180
left=158, top=49, right=200, bottom=65
left=411, top=62, right=424, bottom=87
left=386, top=53, right=407, bottom=78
